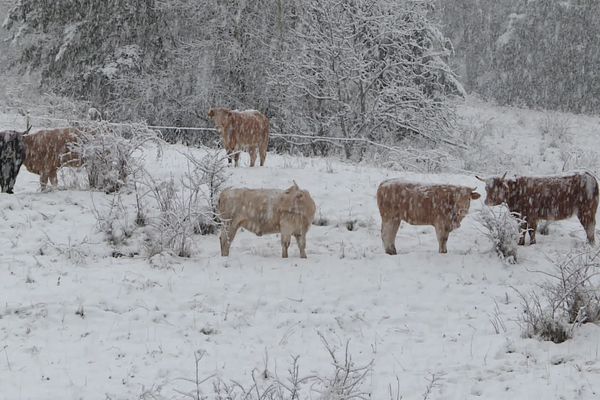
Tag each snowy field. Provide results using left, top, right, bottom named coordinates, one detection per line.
left=1, top=99, right=600, bottom=400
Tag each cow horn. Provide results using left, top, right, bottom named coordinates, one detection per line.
left=292, top=180, right=299, bottom=188
left=501, top=171, right=508, bottom=180
left=475, top=175, right=485, bottom=182
left=25, top=112, right=32, bottom=134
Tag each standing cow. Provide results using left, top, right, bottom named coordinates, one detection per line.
left=476, top=172, right=599, bottom=245
left=377, top=179, right=481, bottom=254
left=23, top=127, right=83, bottom=190
left=0, top=126, right=29, bottom=194
left=218, top=182, right=316, bottom=258
left=208, top=107, right=269, bottom=167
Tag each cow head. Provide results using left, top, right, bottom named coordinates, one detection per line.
left=282, top=181, right=314, bottom=215
left=450, top=188, right=481, bottom=229
left=476, top=173, right=508, bottom=206
left=208, top=107, right=231, bottom=121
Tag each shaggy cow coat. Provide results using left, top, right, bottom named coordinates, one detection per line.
left=478, top=172, right=599, bottom=245
left=377, top=180, right=481, bottom=254
left=208, top=107, right=270, bottom=167
left=23, top=128, right=83, bottom=190
left=218, top=182, right=316, bottom=258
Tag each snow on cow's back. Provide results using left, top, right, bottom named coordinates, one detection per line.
left=379, top=178, right=474, bottom=193
left=220, top=187, right=283, bottom=221
left=232, top=109, right=263, bottom=119
left=507, top=171, right=599, bottom=199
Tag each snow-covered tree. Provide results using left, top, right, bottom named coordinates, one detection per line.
left=273, top=0, right=463, bottom=159
left=4, top=0, right=166, bottom=106
left=494, top=0, right=600, bottom=113
left=436, top=0, right=600, bottom=114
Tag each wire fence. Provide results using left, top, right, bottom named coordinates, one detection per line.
left=0, top=108, right=472, bottom=174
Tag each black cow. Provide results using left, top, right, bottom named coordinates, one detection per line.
left=0, top=128, right=28, bottom=194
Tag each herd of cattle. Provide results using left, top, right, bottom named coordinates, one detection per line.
left=1, top=107, right=598, bottom=259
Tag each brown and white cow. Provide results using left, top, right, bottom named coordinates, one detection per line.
left=208, top=107, right=269, bottom=167
left=377, top=179, right=481, bottom=254
left=23, top=128, right=83, bottom=190
left=218, top=182, right=316, bottom=258
left=476, top=172, right=599, bottom=245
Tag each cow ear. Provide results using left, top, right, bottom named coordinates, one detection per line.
left=470, top=192, right=481, bottom=200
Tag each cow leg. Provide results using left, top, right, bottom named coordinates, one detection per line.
left=381, top=219, right=400, bottom=255
left=518, top=222, right=528, bottom=246
left=248, top=147, right=257, bottom=167
left=281, top=233, right=291, bottom=258
left=49, top=169, right=59, bottom=188
left=8, top=162, right=21, bottom=193
left=39, top=173, right=49, bottom=191
left=5, top=172, right=17, bottom=194
left=219, top=220, right=239, bottom=257
left=528, top=219, right=538, bottom=245
left=577, top=211, right=596, bottom=244
left=233, top=152, right=240, bottom=168
left=259, top=143, right=267, bottom=167
left=435, top=225, right=450, bottom=254
left=294, top=233, right=308, bottom=259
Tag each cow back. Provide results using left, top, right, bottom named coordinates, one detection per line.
left=377, top=180, right=474, bottom=227
left=228, top=110, right=269, bottom=149
left=219, top=186, right=315, bottom=235
left=507, top=172, right=598, bottom=220
left=22, top=128, right=82, bottom=174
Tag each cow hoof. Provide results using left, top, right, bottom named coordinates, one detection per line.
left=385, top=249, right=397, bottom=256
left=530, top=239, right=536, bottom=245
left=518, top=240, right=525, bottom=246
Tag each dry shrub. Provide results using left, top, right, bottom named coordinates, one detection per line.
left=138, top=150, right=229, bottom=258
left=515, top=247, right=600, bottom=343
left=538, top=113, right=572, bottom=149
left=161, top=333, right=374, bottom=400
left=73, top=121, right=163, bottom=193
left=478, top=205, right=523, bottom=263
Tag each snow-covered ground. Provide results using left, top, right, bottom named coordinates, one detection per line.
left=1, top=100, right=600, bottom=400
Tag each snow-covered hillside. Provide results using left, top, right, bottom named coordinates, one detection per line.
left=1, top=101, right=600, bottom=400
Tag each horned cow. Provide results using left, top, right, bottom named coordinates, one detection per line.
left=377, top=179, right=481, bottom=254
left=218, top=182, right=316, bottom=258
left=23, top=128, right=83, bottom=190
left=0, top=128, right=28, bottom=194
left=477, top=172, right=599, bottom=245
left=208, top=107, right=269, bottom=167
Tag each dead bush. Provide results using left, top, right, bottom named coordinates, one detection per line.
left=138, top=150, right=229, bottom=258
left=515, top=247, right=600, bottom=343
left=73, top=121, right=163, bottom=193
left=478, top=205, right=523, bottom=263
